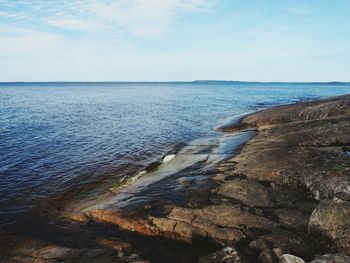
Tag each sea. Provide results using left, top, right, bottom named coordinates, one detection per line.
left=1, top=81, right=350, bottom=232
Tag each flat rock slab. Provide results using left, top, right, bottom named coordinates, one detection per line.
left=218, top=179, right=273, bottom=207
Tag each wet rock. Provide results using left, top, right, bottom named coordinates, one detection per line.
left=218, top=179, right=273, bottom=207
left=198, top=247, right=245, bottom=263
left=308, top=200, right=350, bottom=254
left=177, top=177, right=195, bottom=187
left=249, top=239, right=270, bottom=252
left=256, top=248, right=278, bottom=263
left=279, top=254, right=305, bottom=263
left=310, top=254, right=350, bottom=263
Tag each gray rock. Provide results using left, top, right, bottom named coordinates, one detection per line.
left=279, top=254, right=305, bottom=263
left=218, top=179, right=273, bottom=207
left=308, top=200, right=350, bottom=254
left=310, top=254, right=350, bottom=263
left=274, top=209, right=309, bottom=230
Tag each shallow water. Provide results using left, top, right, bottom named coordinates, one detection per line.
left=1, top=82, right=350, bottom=231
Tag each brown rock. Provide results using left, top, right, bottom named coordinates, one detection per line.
left=273, top=248, right=285, bottom=258
left=0, top=235, right=134, bottom=263
left=249, top=239, right=270, bottom=252
left=96, top=237, right=131, bottom=255
left=259, top=229, right=310, bottom=258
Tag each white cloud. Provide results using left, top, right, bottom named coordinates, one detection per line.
left=45, top=17, right=102, bottom=31
left=0, top=11, right=29, bottom=19
left=0, top=0, right=213, bottom=37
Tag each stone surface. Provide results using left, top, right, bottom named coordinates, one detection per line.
left=273, top=248, right=285, bottom=258
left=256, top=249, right=278, bottom=263
left=248, top=239, right=270, bottom=252
left=198, top=247, right=245, bottom=263
left=218, top=179, right=273, bottom=207
left=279, top=254, right=306, bottom=263
left=273, top=209, right=309, bottom=230
left=308, top=200, right=350, bottom=254
left=0, top=235, right=141, bottom=263
left=259, top=229, right=310, bottom=258
left=310, top=254, right=350, bottom=263
left=96, top=237, right=132, bottom=255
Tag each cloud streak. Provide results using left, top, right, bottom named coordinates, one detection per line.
left=0, top=0, right=213, bottom=37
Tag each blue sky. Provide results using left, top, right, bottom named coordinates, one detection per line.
left=0, top=0, right=349, bottom=82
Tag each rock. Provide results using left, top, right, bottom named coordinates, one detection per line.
left=279, top=254, right=305, bottom=263
left=96, top=237, right=131, bottom=255
left=0, top=235, right=132, bottom=263
left=259, top=229, right=310, bottom=258
left=218, top=179, right=273, bottom=207
left=177, top=177, right=195, bottom=187
left=242, top=95, right=350, bottom=127
left=274, top=209, right=309, bottom=230
left=249, top=239, right=270, bottom=252
left=163, top=154, right=176, bottom=162
left=198, top=247, right=245, bottom=263
left=308, top=200, right=350, bottom=254
left=273, top=248, right=285, bottom=258
left=256, top=248, right=278, bottom=263
left=294, top=200, right=318, bottom=213
left=334, top=182, right=350, bottom=202
left=310, top=254, right=350, bottom=263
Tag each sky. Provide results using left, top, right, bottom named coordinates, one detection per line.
left=0, top=0, right=349, bottom=82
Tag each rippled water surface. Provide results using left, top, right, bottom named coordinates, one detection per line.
left=1, top=82, right=350, bottom=230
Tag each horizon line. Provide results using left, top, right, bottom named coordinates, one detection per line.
left=0, top=80, right=350, bottom=85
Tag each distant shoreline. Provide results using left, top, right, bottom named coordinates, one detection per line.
left=1, top=80, right=350, bottom=85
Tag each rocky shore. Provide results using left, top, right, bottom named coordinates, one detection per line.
left=1, top=95, right=350, bottom=263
